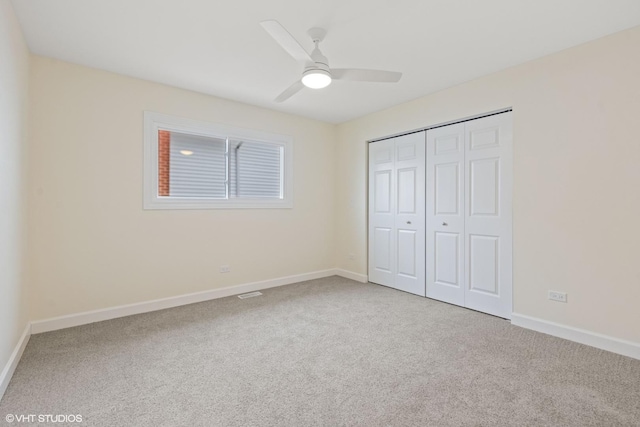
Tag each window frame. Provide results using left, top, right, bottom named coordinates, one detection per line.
left=143, top=111, right=293, bottom=209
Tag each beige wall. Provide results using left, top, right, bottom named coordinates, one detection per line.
left=28, top=57, right=337, bottom=320
left=0, top=0, right=30, bottom=371
left=335, top=26, right=640, bottom=343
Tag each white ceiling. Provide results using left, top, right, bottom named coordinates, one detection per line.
left=11, top=0, right=640, bottom=123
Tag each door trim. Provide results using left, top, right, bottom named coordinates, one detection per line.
left=367, top=108, right=513, bottom=144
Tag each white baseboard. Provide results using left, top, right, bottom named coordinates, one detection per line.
left=334, top=269, right=368, bottom=283
left=0, top=324, right=31, bottom=401
left=31, top=269, right=337, bottom=334
left=511, top=313, right=640, bottom=360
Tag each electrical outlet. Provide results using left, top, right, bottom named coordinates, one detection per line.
left=548, top=291, right=567, bottom=303
left=220, top=265, right=230, bottom=273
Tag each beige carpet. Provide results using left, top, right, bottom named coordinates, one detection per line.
left=1, top=276, right=639, bottom=426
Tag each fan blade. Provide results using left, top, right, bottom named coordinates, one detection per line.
left=260, top=20, right=313, bottom=64
left=275, top=81, right=305, bottom=103
left=332, top=69, right=402, bottom=83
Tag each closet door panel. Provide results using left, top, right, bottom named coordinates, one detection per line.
left=373, top=227, right=393, bottom=273
left=368, top=139, right=396, bottom=287
left=393, top=133, right=426, bottom=296
left=464, top=112, right=513, bottom=319
left=435, top=232, right=460, bottom=286
left=426, top=124, right=465, bottom=305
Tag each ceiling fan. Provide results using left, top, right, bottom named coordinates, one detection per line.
left=260, top=20, right=402, bottom=102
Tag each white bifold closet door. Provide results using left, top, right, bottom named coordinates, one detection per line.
left=426, top=122, right=466, bottom=306
left=368, top=132, right=426, bottom=296
left=426, top=112, right=513, bottom=318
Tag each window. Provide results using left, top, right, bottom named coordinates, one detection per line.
left=144, top=112, right=293, bottom=209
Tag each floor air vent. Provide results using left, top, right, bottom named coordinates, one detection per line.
left=238, top=291, right=263, bottom=299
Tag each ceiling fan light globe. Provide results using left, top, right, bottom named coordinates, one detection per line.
left=302, top=70, right=332, bottom=89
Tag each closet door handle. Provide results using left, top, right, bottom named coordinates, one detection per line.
left=442, top=222, right=448, bottom=226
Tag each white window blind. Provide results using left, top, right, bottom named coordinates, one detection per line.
left=169, top=133, right=227, bottom=198
left=229, top=140, right=283, bottom=199
left=166, top=132, right=284, bottom=200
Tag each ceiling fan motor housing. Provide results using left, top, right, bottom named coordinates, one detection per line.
left=307, top=43, right=330, bottom=75
left=304, top=61, right=330, bottom=75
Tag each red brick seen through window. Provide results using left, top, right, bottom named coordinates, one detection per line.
left=158, top=130, right=170, bottom=196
